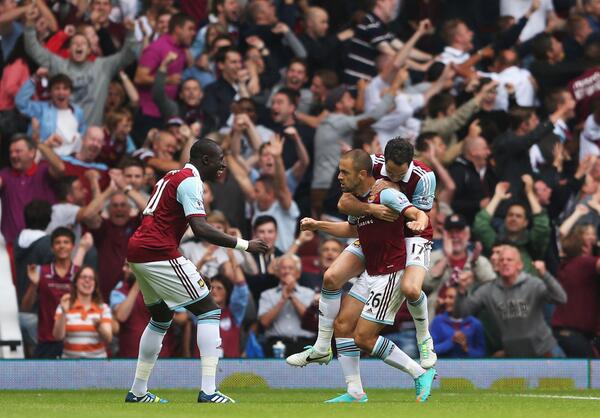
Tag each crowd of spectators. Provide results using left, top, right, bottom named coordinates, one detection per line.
left=1, top=0, right=600, bottom=360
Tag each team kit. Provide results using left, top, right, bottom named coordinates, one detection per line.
left=125, top=137, right=437, bottom=404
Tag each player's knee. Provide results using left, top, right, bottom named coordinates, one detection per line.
left=334, top=316, right=353, bottom=337
left=148, top=301, right=174, bottom=323
left=323, top=269, right=341, bottom=289
left=401, top=281, right=422, bottom=302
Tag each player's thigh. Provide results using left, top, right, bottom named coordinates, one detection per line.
left=131, top=257, right=210, bottom=311
left=334, top=294, right=365, bottom=337
left=324, top=242, right=365, bottom=288
left=185, top=293, right=220, bottom=317
left=360, top=270, right=405, bottom=326
left=147, top=300, right=174, bottom=323
left=129, top=262, right=163, bottom=307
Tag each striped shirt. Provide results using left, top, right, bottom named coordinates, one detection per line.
left=343, top=13, right=394, bottom=85
left=55, top=300, right=111, bottom=358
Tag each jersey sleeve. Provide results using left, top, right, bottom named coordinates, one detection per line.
left=412, top=171, right=436, bottom=210
left=176, top=176, right=206, bottom=218
left=380, top=188, right=413, bottom=214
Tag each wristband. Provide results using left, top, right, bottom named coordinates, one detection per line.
left=235, top=238, right=249, bottom=251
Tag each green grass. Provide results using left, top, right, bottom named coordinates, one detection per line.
left=1, top=389, right=599, bottom=418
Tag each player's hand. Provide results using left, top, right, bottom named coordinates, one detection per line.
left=27, top=264, right=40, bottom=286
left=300, top=217, right=319, bottom=231
left=370, top=179, right=399, bottom=197
left=406, top=218, right=427, bottom=233
left=247, top=239, right=269, bottom=254
left=368, top=204, right=399, bottom=223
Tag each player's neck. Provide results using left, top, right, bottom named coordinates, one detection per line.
left=354, top=177, right=375, bottom=196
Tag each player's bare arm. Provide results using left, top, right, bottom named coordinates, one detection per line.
left=300, top=217, right=357, bottom=238
left=189, top=216, right=269, bottom=254
left=403, top=206, right=430, bottom=234
left=338, top=193, right=399, bottom=223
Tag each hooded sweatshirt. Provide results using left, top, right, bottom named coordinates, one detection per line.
left=455, top=271, right=566, bottom=357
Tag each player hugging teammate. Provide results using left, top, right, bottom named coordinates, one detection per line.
left=287, top=138, right=437, bottom=403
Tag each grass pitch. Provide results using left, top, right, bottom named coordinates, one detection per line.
left=1, top=388, right=599, bottom=418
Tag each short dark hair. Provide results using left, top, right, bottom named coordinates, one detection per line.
left=51, top=227, right=75, bottom=245
left=10, top=134, right=36, bottom=150
left=314, top=69, right=339, bottom=90
left=544, top=88, right=569, bottom=114
left=352, top=127, right=377, bottom=150
left=341, top=149, right=372, bottom=175
left=415, top=132, right=439, bottom=152
left=427, top=92, right=455, bottom=118
left=209, top=33, right=233, bottom=52
left=24, top=200, right=52, bottom=230
left=255, top=174, right=275, bottom=193
left=119, top=156, right=145, bottom=170
left=531, top=33, right=554, bottom=61
left=384, top=137, right=414, bottom=165
left=509, top=106, right=536, bottom=130
left=49, top=73, right=73, bottom=91
left=54, top=176, right=78, bottom=201
left=189, top=138, right=221, bottom=161
left=168, top=12, right=195, bottom=34
left=274, top=87, right=299, bottom=107
left=507, top=202, right=530, bottom=219
left=441, top=19, right=464, bottom=45
left=210, top=274, right=233, bottom=304
left=215, top=46, right=240, bottom=64
left=288, top=58, right=308, bottom=73
left=253, top=215, right=278, bottom=231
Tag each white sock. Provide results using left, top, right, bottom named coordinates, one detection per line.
left=372, top=336, right=425, bottom=379
left=313, top=288, right=342, bottom=353
left=335, top=338, right=364, bottom=396
left=407, top=292, right=431, bottom=343
left=197, top=309, right=222, bottom=395
left=130, top=319, right=171, bottom=396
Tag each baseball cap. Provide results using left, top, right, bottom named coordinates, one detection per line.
left=444, top=213, right=467, bottom=230
left=324, top=85, right=348, bottom=111
left=166, top=117, right=184, bottom=127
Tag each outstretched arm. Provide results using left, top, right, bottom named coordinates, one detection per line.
left=299, top=217, right=358, bottom=238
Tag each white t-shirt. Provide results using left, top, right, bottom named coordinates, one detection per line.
left=480, top=66, right=536, bottom=110
left=365, top=76, right=424, bottom=147
left=500, top=0, right=554, bottom=42
left=180, top=240, right=245, bottom=279
left=54, top=109, right=81, bottom=157
left=46, top=202, right=82, bottom=245
left=580, top=114, right=600, bottom=161
left=438, top=46, right=470, bottom=65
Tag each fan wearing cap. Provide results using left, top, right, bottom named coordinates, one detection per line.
left=311, top=82, right=399, bottom=217
left=425, top=213, right=495, bottom=322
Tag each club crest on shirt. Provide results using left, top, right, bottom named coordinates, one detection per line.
left=198, top=278, right=206, bottom=288
left=353, top=240, right=361, bottom=247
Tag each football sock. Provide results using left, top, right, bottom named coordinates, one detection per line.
left=335, top=338, right=364, bottom=396
left=131, top=319, right=172, bottom=396
left=371, top=336, right=425, bottom=379
left=407, top=291, right=431, bottom=343
left=313, top=288, right=342, bottom=353
left=197, top=309, right=222, bottom=395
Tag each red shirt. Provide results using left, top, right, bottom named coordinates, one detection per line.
left=371, top=156, right=434, bottom=240
left=219, top=307, right=241, bottom=358
left=569, top=67, right=600, bottom=123
left=128, top=164, right=206, bottom=263
left=111, top=280, right=176, bottom=358
left=91, top=217, right=140, bottom=300
left=349, top=191, right=410, bottom=275
left=37, top=263, right=78, bottom=343
left=97, top=132, right=130, bottom=168
left=552, top=255, right=600, bottom=334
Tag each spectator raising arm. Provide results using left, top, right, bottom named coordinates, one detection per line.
left=558, top=204, right=590, bottom=238
left=37, top=137, right=66, bottom=178
left=152, top=52, right=180, bottom=120
left=268, top=134, right=293, bottom=210
left=283, top=126, right=310, bottom=184
left=473, top=182, right=512, bottom=253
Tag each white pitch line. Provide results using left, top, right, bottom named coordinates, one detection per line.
left=508, top=394, right=600, bottom=401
